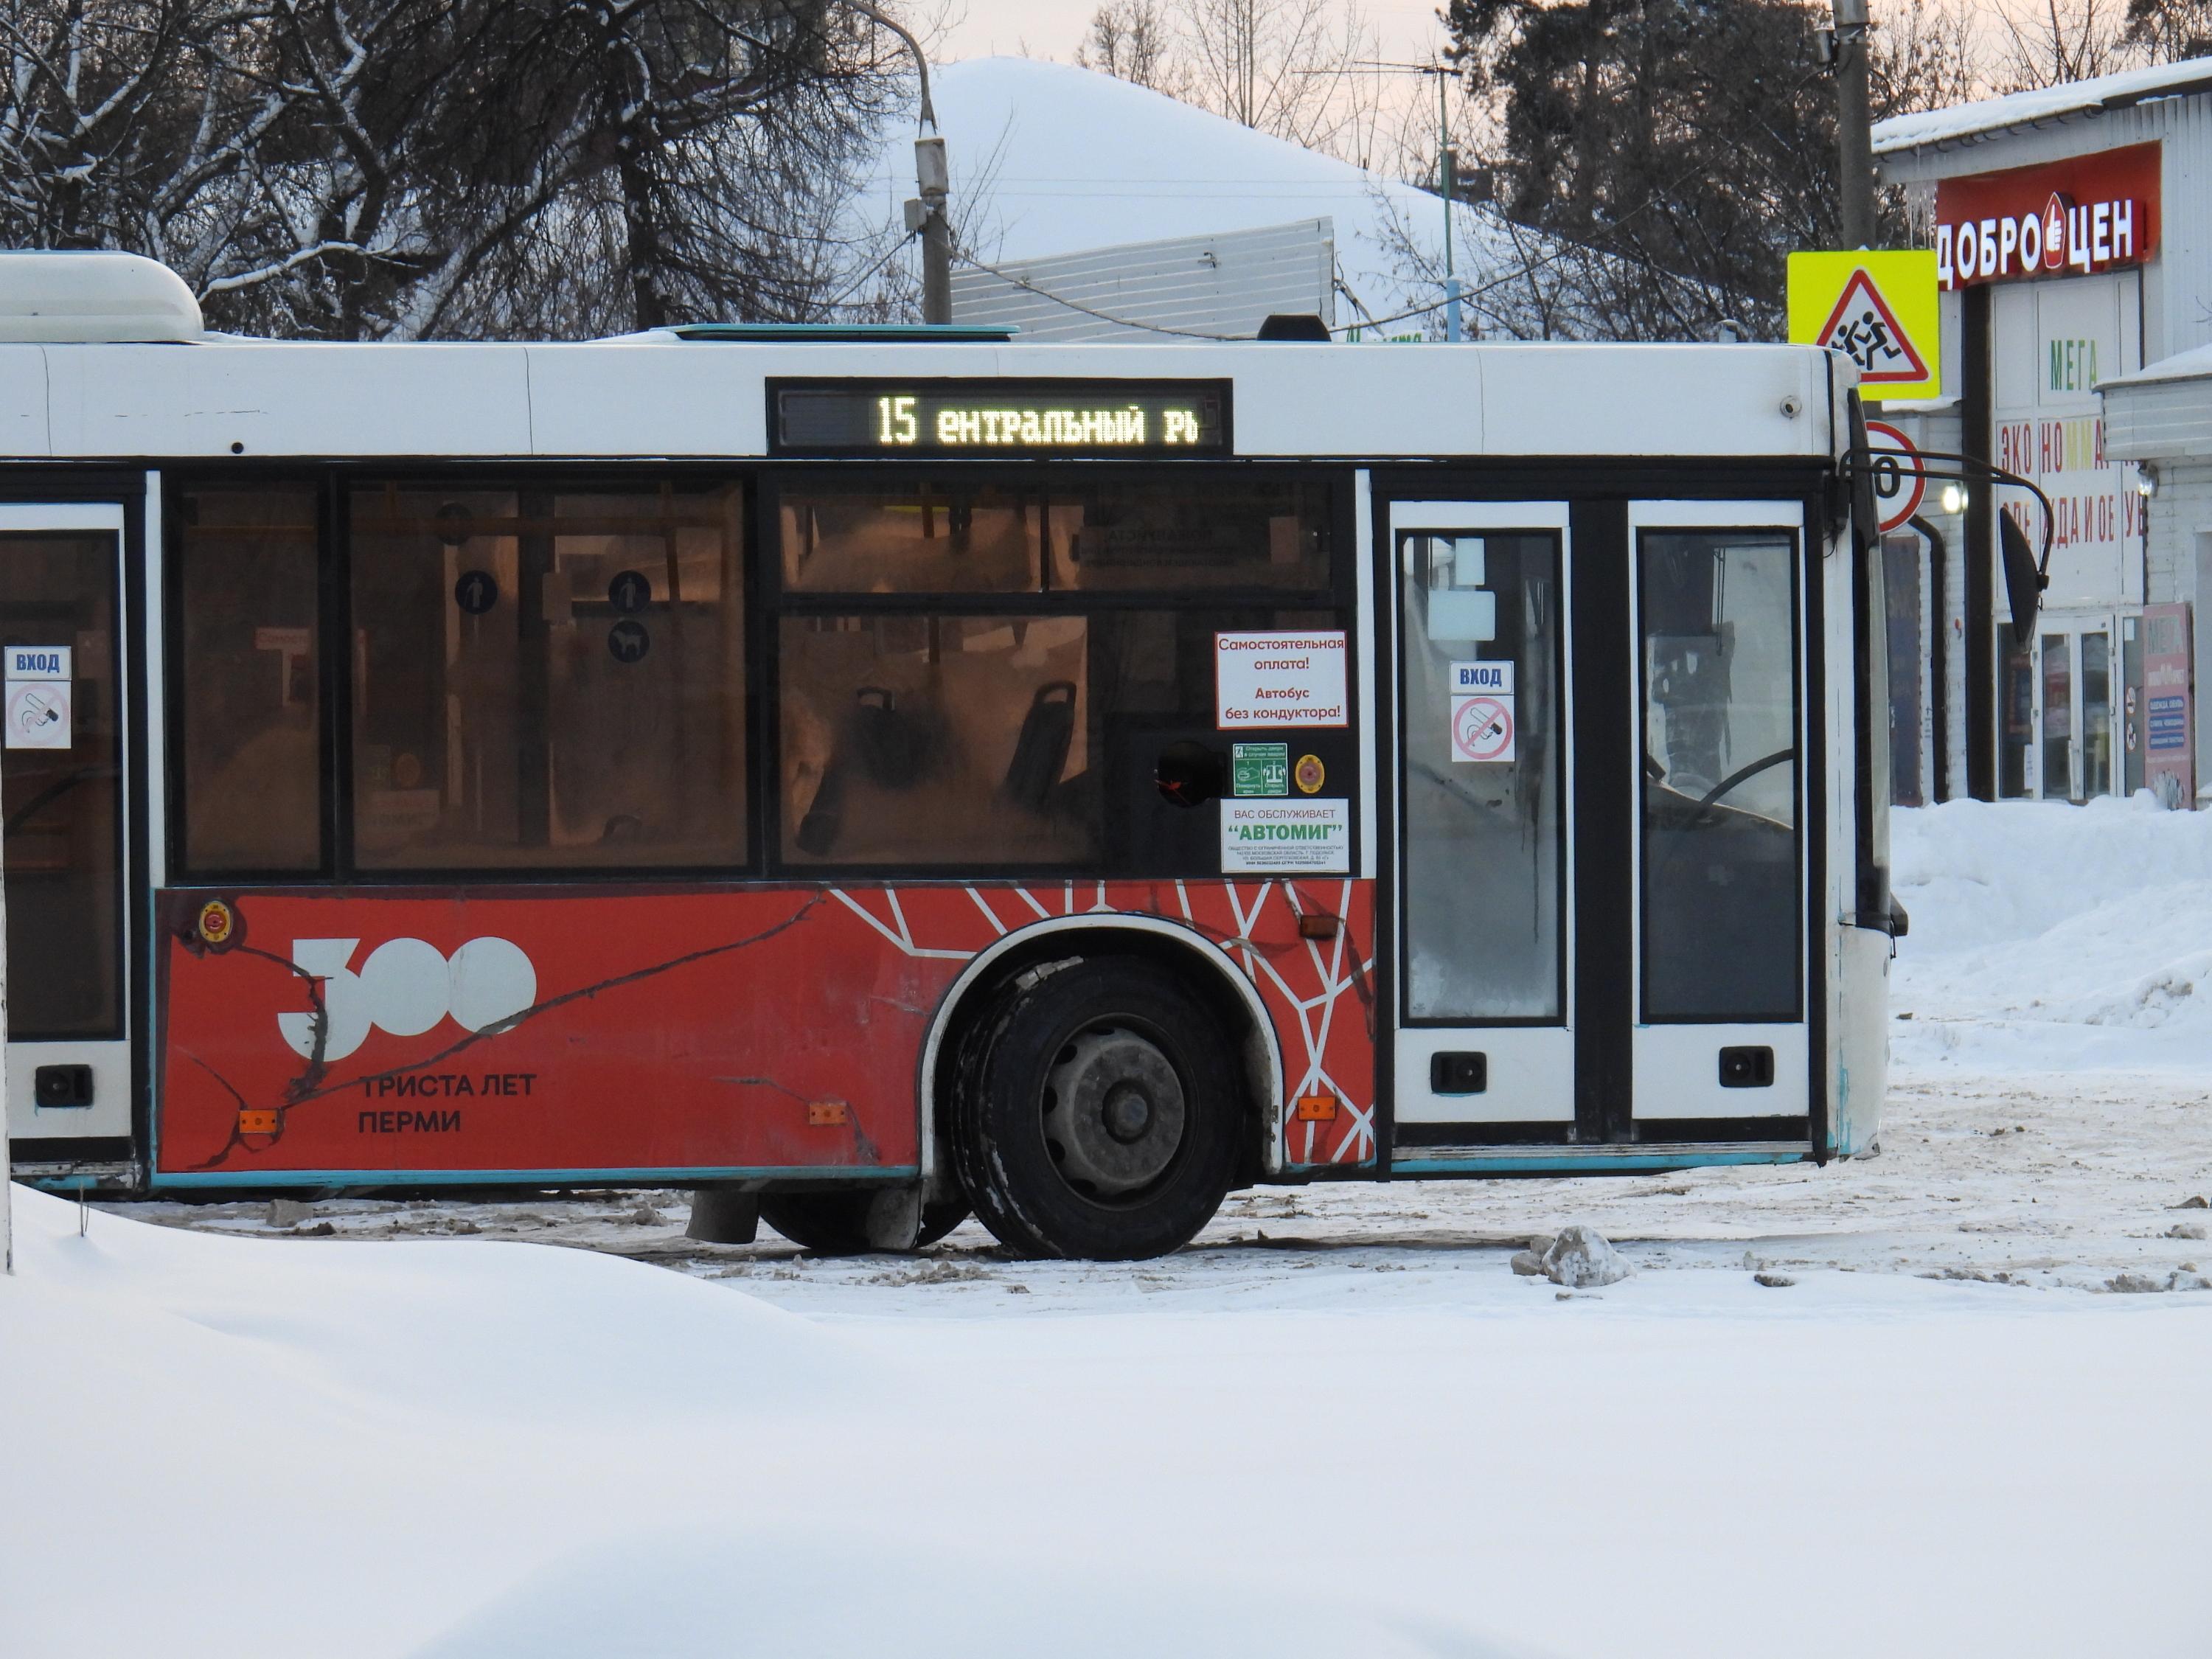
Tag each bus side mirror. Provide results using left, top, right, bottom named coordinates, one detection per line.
left=1998, top=512, right=2044, bottom=645
left=1846, top=392, right=1878, bottom=562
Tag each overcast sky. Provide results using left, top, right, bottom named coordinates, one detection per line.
left=933, top=0, right=1455, bottom=72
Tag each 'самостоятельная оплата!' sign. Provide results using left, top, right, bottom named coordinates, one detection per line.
left=1214, top=631, right=1348, bottom=728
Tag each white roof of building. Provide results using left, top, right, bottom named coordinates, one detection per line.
left=1873, top=56, right=2212, bottom=155
left=2099, top=341, right=2212, bottom=390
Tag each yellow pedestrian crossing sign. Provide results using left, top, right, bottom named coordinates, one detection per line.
left=1787, top=250, right=1941, bottom=401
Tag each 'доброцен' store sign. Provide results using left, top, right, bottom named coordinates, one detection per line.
left=1933, top=142, right=2160, bottom=291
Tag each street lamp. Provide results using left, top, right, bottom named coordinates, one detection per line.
left=845, top=2, right=952, bottom=324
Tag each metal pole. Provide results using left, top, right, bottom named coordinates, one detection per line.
left=1835, top=0, right=1875, bottom=249
left=847, top=1, right=952, bottom=324
left=916, top=135, right=952, bottom=324
left=1441, top=72, right=1461, bottom=342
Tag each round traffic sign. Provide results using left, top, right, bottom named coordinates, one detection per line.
left=1863, top=418, right=1925, bottom=534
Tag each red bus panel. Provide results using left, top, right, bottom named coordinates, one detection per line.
left=155, top=880, right=1377, bottom=1181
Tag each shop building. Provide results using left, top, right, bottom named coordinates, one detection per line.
left=1872, top=61, right=2212, bottom=804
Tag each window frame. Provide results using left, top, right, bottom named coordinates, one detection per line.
left=164, top=460, right=1357, bottom=886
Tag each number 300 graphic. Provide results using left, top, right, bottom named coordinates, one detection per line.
left=276, top=937, right=538, bottom=1062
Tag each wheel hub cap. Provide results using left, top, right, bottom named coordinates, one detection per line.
left=1043, top=1026, right=1186, bottom=1196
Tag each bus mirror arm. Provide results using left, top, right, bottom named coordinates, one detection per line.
left=1840, top=445, right=2055, bottom=646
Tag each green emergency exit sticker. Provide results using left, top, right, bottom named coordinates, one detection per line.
left=1233, top=742, right=1290, bottom=797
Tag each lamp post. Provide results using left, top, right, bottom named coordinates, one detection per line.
left=848, top=2, right=952, bottom=324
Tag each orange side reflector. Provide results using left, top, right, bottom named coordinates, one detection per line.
left=238, top=1109, right=279, bottom=1135
left=1295, top=1093, right=1338, bottom=1121
left=807, top=1100, right=850, bottom=1127
left=1297, top=913, right=1340, bottom=941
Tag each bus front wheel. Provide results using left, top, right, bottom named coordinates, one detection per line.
left=949, top=957, right=1241, bottom=1260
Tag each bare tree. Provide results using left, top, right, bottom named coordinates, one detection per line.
left=2123, top=0, right=2212, bottom=58
left=0, top=0, right=913, bottom=339
left=1172, top=0, right=1377, bottom=153
left=1991, top=0, right=2147, bottom=89
left=1871, top=0, right=1984, bottom=114
left=1075, top=0, right=1184, bottom=94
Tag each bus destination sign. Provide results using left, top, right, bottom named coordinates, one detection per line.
left=773, top=381, right=1229, bottom=456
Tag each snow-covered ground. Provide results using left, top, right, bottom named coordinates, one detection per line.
left=7, top=797, right=2212, bottom=1656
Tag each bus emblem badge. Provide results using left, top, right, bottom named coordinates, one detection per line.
left=196, top=899, right=237, bottom=950
left=1294, top=754, right=1326, bottom=794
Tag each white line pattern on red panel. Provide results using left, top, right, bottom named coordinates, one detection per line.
left=833, top=882, right=1374, bottom=1165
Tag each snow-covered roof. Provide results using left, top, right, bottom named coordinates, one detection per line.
left=856, top=58, right=1621, bottom=339
left=2098, top=341, right=2212, bottom=391
left=1874, top=56, right=2212, bottom=155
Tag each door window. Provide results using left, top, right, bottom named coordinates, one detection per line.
left=2041, top=631, right=2072, bottom=799
left=1638, top=529, right=1799, bottom=1023
left=2081, top=630, right=2113, bottom=798
left=0, top=532, right=123, bottom=1039
left=1398, top=529, right=1563, bottom=1021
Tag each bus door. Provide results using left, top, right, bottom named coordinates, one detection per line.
left=1388, top=498, right=1809, bottom=1157
left=0, top=504, right=133, bottom=1150
left=1627, top=501, right=1809, bottom=1133
left=1391, top=502, right=1574, bottom=1145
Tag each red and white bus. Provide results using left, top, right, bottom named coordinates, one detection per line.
left=1, top=253, right=1903, bottom=1259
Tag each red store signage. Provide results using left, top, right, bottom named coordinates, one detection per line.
left=1933, top=142, right=2160, bottom=291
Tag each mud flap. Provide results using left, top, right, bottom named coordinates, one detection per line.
left=864, top=1186, right=924, bottom=1251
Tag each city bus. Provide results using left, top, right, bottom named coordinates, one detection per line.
left=1, top=252, right=1907, bottom=1259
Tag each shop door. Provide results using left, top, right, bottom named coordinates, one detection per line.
left=2028, top=620, right=2118, bottom=801
left=0, top=506, right=131, bottom=1145
left=1389, top=499, right=1809, bottom=1154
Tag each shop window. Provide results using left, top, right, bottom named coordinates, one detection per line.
left=1046, top=477, right=1331, bottom=591
left=780, top=481, right=1037, bottom=593
left=349, top=481, right=747, bottom=869
left=175, top=486, right=323, bottom=872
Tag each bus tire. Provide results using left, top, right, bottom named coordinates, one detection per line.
left=759, top=1192, right=970, bottom=1254
left=949, top=956, right=1240, bottom=1261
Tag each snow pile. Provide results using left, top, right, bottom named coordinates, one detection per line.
left=0, top=1186, right=1507, bottom=1659
left=855, top=58, right=1605, bottom=339
left=1893, top=794, right=2212, bottom=1068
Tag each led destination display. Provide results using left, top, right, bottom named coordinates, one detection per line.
left=773, top=381, right=1229, bottom=456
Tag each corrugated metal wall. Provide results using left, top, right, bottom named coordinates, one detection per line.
left=950, top=218, right=1335, bottom=342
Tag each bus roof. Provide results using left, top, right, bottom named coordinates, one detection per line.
left=0, top=335, right=1851, bottom=465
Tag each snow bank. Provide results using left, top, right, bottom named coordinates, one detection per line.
left=0, top=1186, right=1503, bottom=1659
left=1893, top=795, right=2212, bottom=1068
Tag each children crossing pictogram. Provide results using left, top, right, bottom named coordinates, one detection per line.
left=1815, top=268, right=1930, bottom=387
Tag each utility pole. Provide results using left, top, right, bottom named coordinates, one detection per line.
left=849, top=2, right=952, bottom=324
left=915, top=135, right=951, bottom=325
left=1346, top=61, right=1468, bottom=339
left=1834, top=0, right=1875, bottom=249
left=1439, top=72, right=1461, bottom=343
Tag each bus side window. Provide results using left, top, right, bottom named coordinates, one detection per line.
left=175, top=484, right=324, bottom=873
left=348, top=481, right=748, bottom=870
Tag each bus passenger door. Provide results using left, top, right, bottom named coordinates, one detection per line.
left=0, top=505, right=133, bottom=1151
left=1628, top=502, right=1809, bottom=1130
left=1388, top=502, right=1574, bottom=1144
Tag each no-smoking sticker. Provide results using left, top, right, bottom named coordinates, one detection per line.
left=1451, top=694, right=1514, bottom=762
